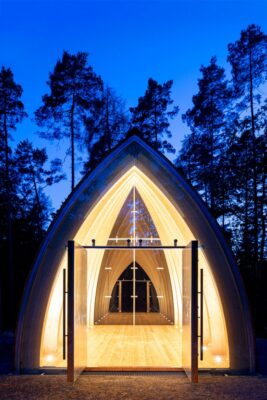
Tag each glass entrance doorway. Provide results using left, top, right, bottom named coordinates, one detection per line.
left=85, top=187, right=181, bottom=370
left=66, top=186, right=200, bottom=381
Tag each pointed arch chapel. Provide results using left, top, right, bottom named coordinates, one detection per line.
left=15, top=135, right=254, bottom=371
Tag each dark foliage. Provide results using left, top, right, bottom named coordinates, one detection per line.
left=0, top=67, right=27, bottom=328
left=35, top=51, right=103, bottom=190
left=84, top=86, right=129, bottom=172
left=130, top=78, right=179, bottom=153
left=177, top=25, right=267, bottom=336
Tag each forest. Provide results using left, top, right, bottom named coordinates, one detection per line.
left=0, top=24, right=266, bottom=336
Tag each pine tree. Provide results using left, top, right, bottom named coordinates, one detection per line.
left=228, top=24, right=267, bottom=265
left=14, top=139, right=65, bottom=238
left=84, top=86, right=129, bottom=172
left=130, top=78, right=179, bottom=153
left=0, top=67, right=27, bottom=327
left=35, top=51, right=103, bottom=190
left=254, top=100, right=267, bottom=266
left=0, top=140, right=64, bottom=326
left=177, top=57, right=232, bottom=219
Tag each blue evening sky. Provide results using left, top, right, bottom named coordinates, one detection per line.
left=1, top=0, right=267, bottom=211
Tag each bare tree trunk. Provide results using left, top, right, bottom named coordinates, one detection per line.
left=221, top=158, right=226, bottom=230
left=32, top=169, right=42, bottom=239
left=105, top=89, right=111, bottom=151
left=4, top=106, right=14, bottom=329
left=70, top=95, right=75, bottom=191
left=260, top=170, right=266, bottom=263
left=244, top=141, right=249, bottom=259
left=249, top=49, right=258, bottom=265
left=210, top=96, right=215, bottom=213
left=153, top=107, right=158, bottom=150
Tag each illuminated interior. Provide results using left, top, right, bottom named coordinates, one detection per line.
left=40, top=166, right=229, bottom=369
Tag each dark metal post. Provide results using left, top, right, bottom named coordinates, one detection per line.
left=146, top=281, right=150, bottom=313
left=63, top=268, right=67, bottom=360
left=199, top=268, right=204, bottom=361
left=118, top=280, right=122, bottom=312
left=67, top=240, right=75, bottom=382
left=191, top=240, right=198, bottom=383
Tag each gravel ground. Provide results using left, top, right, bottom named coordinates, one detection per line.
left=0, top=374, right=267, bottom=400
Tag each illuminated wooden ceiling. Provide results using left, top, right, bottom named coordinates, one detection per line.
left=94, top=188, right=174, bottom=323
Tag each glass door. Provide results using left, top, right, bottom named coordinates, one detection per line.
left=87, top=186, right=179, bottom=369
left=67, top=240, right=87, bottom=382
left=182, top=240, right=198, bottom=383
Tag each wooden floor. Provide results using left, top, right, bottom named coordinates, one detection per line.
left=87, top=320, right=182, bottom=368
left=52, top=311, right=229, bottom=369
left=96, top=312, right=173, bottom=325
